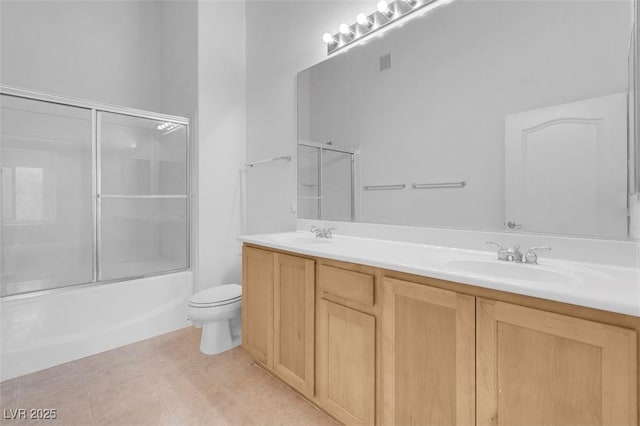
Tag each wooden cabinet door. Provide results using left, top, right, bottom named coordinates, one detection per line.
left=317, top=299, right=376, bottom=426
left=477, top=298, right=637, bottom=426
left=382, top=277, right=475, bottom=426
left=273, top=253, right=315, bottom=397
left=241, top=246, right=274, bottom=367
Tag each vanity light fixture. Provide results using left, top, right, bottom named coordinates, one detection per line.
left=322, top=33, right=337, bottom=45
left=377, top=0, right=395, bottom=18
left=356, top=13, right=372, bottom=28
left=323, top=0, right=454, bottom=55
left=339, top=23, right=354, bottom=37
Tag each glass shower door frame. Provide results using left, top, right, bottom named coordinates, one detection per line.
left=95, top=112, right=190, bottom=282
left=298, top=141, right=356, bottom=221
left=1, top=85, right=191, bottom=299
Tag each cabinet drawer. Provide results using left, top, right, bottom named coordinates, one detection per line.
left=318, top=264, right=375, bottom=307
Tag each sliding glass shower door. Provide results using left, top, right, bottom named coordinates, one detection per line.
left=1, top=90, right=190, bottom=297
left=98, top=112, right=188, bottom=281
left=0, top=95, right=94, bottom=296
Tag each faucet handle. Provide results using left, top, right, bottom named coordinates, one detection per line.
left=524, top=246, right=552, bottom=264
left=325, top=227, right=335, bottom=238
left=486, top=241, right=508, bottom=261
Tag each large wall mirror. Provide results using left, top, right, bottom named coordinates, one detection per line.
left=298, top=0, right=639, bottom=241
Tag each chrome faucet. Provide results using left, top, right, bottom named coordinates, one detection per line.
left=486, top=241, right=508, bottom=261
left=485, top=241, right=523, bottom=263
left=524, top=246, right=552, bottom=264
left=486, top=241, right=551, bottom=264
left=310, top=226, right=335, bottom=239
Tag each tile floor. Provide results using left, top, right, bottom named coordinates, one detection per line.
left=0, top=328, right=337, bottom=426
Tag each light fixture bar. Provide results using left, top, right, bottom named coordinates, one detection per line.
left=324, top=0, right=454, bottom=56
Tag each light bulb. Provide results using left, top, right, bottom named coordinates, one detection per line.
left=323, top=32, right=335, bottom=44
left=339, top=23, right=351, bottom=35
left=377, top=0, right=390, bottom=13
left=356, top=13, right=370, bottom=26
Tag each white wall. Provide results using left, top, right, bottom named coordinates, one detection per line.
left=0, top=0, right=197, bottom=117
left=160, top=1, right=198, bottom=118
left=196, top=0, right=246, bottom=290
left=245, top=0, right=367, bottom=234
left=0, top=0, right=162, bottom=111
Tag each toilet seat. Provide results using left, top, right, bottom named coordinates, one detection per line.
left=188, top=284, right=241, bottom=308
left=189, top=298, right=241, bottom=308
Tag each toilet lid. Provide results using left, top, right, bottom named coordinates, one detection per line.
left=189, top=284, right=242, bottom=306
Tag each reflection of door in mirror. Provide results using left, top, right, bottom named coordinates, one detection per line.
left=505, top=93, right=627, bottom=239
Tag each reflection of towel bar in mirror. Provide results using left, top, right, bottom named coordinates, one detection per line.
left=411, top=181, right=467, bottom=189
left=245, top=155, right=291, bottom=167
left=363, top=184, right=406, bottom=191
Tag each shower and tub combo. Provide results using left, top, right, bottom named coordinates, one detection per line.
left=0, top=86, right=233, bottom=380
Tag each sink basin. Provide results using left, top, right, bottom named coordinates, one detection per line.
left=269, top=233, right=333, bottom=245
left=444, top=259, right=573, bottom=283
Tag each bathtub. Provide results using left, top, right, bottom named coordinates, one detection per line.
left=0, top=271, right=192, bottom=381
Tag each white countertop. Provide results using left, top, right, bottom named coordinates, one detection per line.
left=239, top=231, right=640, bottom=317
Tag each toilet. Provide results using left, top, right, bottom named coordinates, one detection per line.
left=187, top=284, right=242, bottom=355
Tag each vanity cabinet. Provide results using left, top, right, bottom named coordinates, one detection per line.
left=317, top=264, right=378, bottom=426
left=241, top=247, right=315, bottom=397
left=476, top=298, right=637, bottom=426
left=273, top=253, right=315, bottom=397
left=242, top=246, right=274, bottom=367
left=317, top=299, right=376, bottom=425
left=381, top=277, right=475, bottom=426
left=241, top=243, right=639, bottom=426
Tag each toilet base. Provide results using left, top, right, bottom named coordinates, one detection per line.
left=199, top=320, right=241, bottom=355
